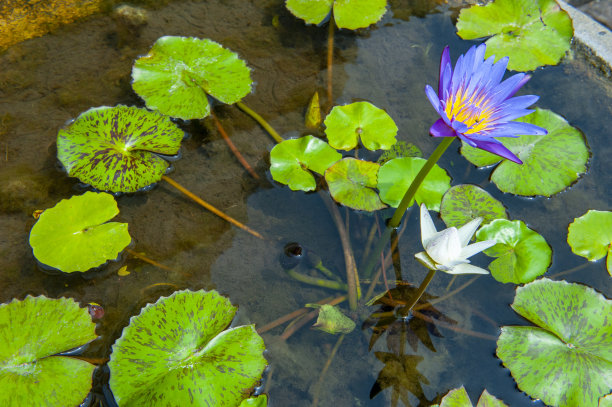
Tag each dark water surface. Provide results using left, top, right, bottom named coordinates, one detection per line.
left=1, top=1, right=611, bottom=406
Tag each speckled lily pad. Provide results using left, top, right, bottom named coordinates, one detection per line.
left=567, top=210, right=612, bottom=276
left=440, top=184, right=508, bottom=229
left=108, top=289, right=267, bottom=407
left=57, top=105, right=184, bottom=193
left=497, top=279, right=612, bottom=407
left=324, top=157, right=386, bottom=211
left=0, top=296, right=97, bottom=407
left=132, top=36, right=252, bottom=120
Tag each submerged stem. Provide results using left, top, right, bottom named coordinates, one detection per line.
left=389, top=137, right=454, bottom=228
left=161, top=175, right=263, bottom=239
left=210, top=110, right=259, bottom=179
left=235, top=101, right=284, bottom=144
left=326, top=18, right=335, bottom=112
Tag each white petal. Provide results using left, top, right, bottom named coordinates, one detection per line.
left=425, top=227, right=462, bottom=265
left=448, top=263, right=490, bottom=275
left=415, top=251, right=438, bottom=271
left=460, top=239, right=497, bottom=260
left=457, top=217, right=483, bottom=247
left=420, top=203, right=438, bottom=247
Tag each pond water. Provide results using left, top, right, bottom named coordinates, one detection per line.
left=0, top=0, right=611, bottom=406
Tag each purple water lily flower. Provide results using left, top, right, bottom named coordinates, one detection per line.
left=425, top=44, right=547, bottom=164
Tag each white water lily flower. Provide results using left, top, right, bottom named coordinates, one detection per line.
left=415, top=204, right=496, bottom=275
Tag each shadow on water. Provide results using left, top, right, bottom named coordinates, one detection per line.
left=0, top=0, right=611, bottom=406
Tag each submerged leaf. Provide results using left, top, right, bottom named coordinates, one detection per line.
left=324, top=101, right=398, bottom=151
left=305, top=91, right=322, bottom=129
left=308, top=304, right=356, bottom=334
left=476, top=219, right=551, bottom=284
left=0, top=296, right=97, bottom=407
left=456, top=0, right=573, bottom=71
left=567, top=210, right=612, bottom=275
left=132, top=36, right=252, bottom=119
left=57, top=105, right=184, bottom=193
left=109, top=289, right=267, bottom=407
left=497, top=279, right=612, bottom=407
left=377, top=157, right=451, bottom=211
left=461, top=109, right=589, bottom=197
left=440, top=184, right=507, bottom=229
left=325, top=158, right=386, bottom=211
left=29, top=192, right=131, bottom=273
left=270, top=135, right=341, bottom=191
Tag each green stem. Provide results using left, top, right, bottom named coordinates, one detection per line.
left=388, top=137, right=454, bottom=228
left=285, top=268, right=348, bottom=291
left=235, top=101, right=284, bottom=144
left=399, top=269, right=437, bottom=317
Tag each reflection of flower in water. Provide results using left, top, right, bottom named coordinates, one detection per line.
left=425, top=44, right=547, bottom=164
left=415, top=204, right=495, bottom=275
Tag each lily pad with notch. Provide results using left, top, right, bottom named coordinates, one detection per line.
left=440, top=184, right=508, bottom=229
left=270, top=135, right=341, bottom=191
left=432, top=386, right=507, bottom=407
left=461, top=109, right=589, bottom=197
left=57, top=105, right=184, bottom=193
left=29, top=192, right=131, bottom=273
left=324, top=101, right=398, bottom=151
left=475, top=219, right=551, bottom=284
left=108, top=289, right=267, bottom=407
left=567, top=210, right=612, bottom=276
left=456, top=0, right=573, bottom=71
left=0, top=296, right=98, bottom=407
left=286, top=0, right=387, bottom=30
left=132, top=36, right=253, bottom=120
left=377, top=157, right=451, bottom=211
left=497, top=278, right=612, bottom=407
left=324, top=157, right=386, bottom=211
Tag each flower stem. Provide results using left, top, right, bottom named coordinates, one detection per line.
left=235, top=101, right=284, bottom=144
left=400, top=269, right=437, bottom=317
left=388, top=137, right=454, bottom=228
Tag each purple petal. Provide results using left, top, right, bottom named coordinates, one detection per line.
left=507, top=74, right=532, bottom=98
left=500, top=95, right=540, bottom=110
left=472, top=138, right=522, bottom=163
left=430, top=119, right=456, bottom=138
left=425, top=85, right=442, bottom=112
left=439, top=46, right=451, bottom=95
left=486, top=121, right=548, bottom=137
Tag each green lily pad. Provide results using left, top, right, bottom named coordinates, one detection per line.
left=440, top=184, right=508, bottom=229
left=568, top=210, right=612, bottom=276
left=57, top=105, right=184, bottom=193
left=239, top=395, right=268, bottom=407
left=286, top=0, right=387, bottom=30
left=324, top=101, right=398, bottom=151
left=377, top=157, right=451, bottom=212
left=377, top=141, right=422, bottom=165
left=108, top=289, right=267, bottom=407
left=475, top=219, right=551, bottom=284
left=29, top=192, right=131, bottom=273
left=307, top=304, right=356, bottom=334
left=497, top=278, right=612, bottom=407
left=0, top=296, right=97, bottom=407
left=270, top=135, right=342, bottom=191
left=434, top=387, right=507, bottom=407
left=456, top=0, right=573, bottom=71
left=132, top=36, right=252, bottom=120
left=461, top=109, right=589, bottom=197
left=324, top=158, right=386, bottom=211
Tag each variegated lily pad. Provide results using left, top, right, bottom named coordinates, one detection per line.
left=108, top=290, right=267, bottom=407
left=461, top=109, right=589, bottom=197
left=456, top=0, right=573, bottom=71
left=440, top=184, right=507, bottom=229
left=0, top=296, right=97, bottom=407
left=324, top=158, right=386, bottom=211
left=476, top=219, right=551, bottom=284
left=132, top=36, right=252, bottom=120
left=324, top=101, right=398, bottom=151
left=57, top=105, right=184, bottom=193
left=286, top=0, right=387, bottom=30
left=497, top=279, right=612, bottom=407
left=29, top=192, right=131, bottom=273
